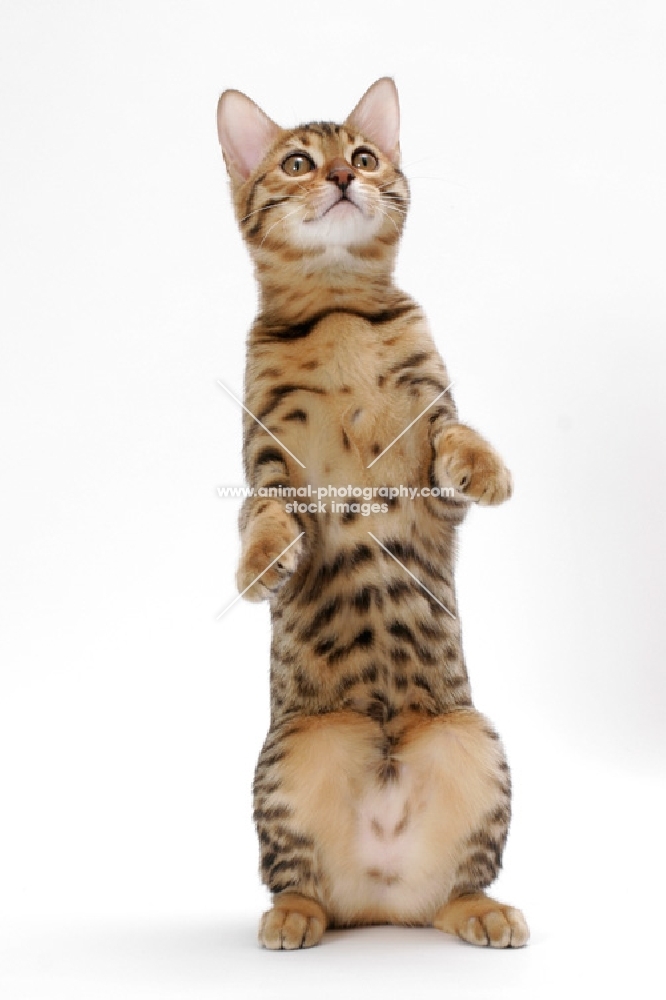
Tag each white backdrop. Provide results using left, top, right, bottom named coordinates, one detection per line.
left=1, top=2, right=664, bottom=997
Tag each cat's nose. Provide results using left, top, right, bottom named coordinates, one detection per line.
left=326, top=158, right=355, bottom=191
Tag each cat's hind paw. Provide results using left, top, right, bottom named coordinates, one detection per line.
left=434, top=893, right=529, bottom=948
left=259, top=894, right=326, bottom=950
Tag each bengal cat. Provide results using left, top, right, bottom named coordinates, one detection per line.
left=216, top=77, right=529, bottom=950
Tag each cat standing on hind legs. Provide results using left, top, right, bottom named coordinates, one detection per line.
left=216, top=77, right=529, bottom=950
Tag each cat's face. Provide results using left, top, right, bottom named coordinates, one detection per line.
left=217, top=79, right=409, bottom=263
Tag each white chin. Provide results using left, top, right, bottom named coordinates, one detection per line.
left=293, top=205, right=381, bottom=249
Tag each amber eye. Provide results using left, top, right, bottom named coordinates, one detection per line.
left=281, top=152, right=315, bottom=176
left=351, top=148, right=379, bottom=171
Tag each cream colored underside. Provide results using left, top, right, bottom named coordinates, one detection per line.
left=275, top=708, right=504, bottom=926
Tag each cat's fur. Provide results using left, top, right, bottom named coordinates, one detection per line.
left=217, top=78, right=528, bottom=950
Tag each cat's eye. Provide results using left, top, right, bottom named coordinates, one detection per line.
left=351, top=148, right=379, bottom=171
left=282, top=153, right=315, bottom=176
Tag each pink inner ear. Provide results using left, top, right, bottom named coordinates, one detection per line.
left=217, top=91, right=280, bottom=180
left=346, top=78, right=400, bottom=164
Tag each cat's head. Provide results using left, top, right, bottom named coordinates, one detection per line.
left=216, top=78, right=408, bottom=269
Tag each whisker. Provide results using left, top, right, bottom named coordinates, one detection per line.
left=376, top=204, right=400, bottom=235
left=409, top=175, right=468, bottom=189
left=239, top=195, right=300, bottom=226
left=379, top=195, right=408, bottom=217
left=395, top=154, right=441, bottom=171
left=379, top=174, right=467, bottom=191
left=382, top=201, right=409, bottom=215
left=377, top=180, right=408, bottom=193
left=259, top=204, right=307, bottom=247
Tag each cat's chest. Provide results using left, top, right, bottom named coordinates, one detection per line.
left=278, top=316, right=417, bottom=471
left=253, top=313, right=426, bottom=485
left=313, top=313, right=388, bottom=393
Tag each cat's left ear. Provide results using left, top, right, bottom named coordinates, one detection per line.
left=345, top=77, right=401, bottom=166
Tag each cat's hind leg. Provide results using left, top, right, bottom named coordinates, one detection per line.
left=253, top=711, right=377, bottom=949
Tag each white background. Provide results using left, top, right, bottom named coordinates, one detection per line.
left=1, top=1, right=665, bottom=997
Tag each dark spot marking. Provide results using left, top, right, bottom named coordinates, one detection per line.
left=352, top=587, right=372, bottom=612
left=388, top=351, right=430, bottom=374
left=428, top=405, right=451, bottom=425
left=367, top=699, right=386, bottom=723
left=314, top=637, right=336, bottom=656
left=361, top=664, right=378, bottom=683
left=295, top=669, right=317, bottom=698
left=255, top=446, right=285, bottom=467
left=387, top=580, right=411, bottom=601
left=303, top=551, right=346, bottom=599
left=390, top=648, right=410, bottom=664
left=350, top=543, right=373, bottom=566
left=388, top=620, right=416, bottom=644
left=412, top=673, right=434, bottom=695
left=301, top=596, right=343, bottom=640
left=352, top=627, right=374, bottom=649
left=336, top=673, right=360, bottom=695
left=270, top=879, right=300, bottom=893
left=255, top=383, right=326, bottom=425
left=253, top=805, right=291, bottom=822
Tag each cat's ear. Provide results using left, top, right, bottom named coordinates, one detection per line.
left=345, top=77, right=401, bottom=166
left=217, top=90, right=281, bottom=183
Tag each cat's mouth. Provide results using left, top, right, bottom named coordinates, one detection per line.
left=320, top=193, right=362, bottom=219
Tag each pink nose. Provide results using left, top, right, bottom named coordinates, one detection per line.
left=326, top=158, right=355, bottom=191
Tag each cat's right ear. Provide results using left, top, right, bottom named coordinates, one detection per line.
left=216, top=90, right=281, bottom=184
left=346, top=77, right=401, bottom=166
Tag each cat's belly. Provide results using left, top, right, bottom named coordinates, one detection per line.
left=332, top=759, right=454, bottom=925
left=271, top=709, right=505, bottom=926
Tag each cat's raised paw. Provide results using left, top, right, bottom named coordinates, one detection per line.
left=259, top=894, right=326, bottom=950
left=436, top=425, right=512, bottom=506
left=237, top=510, right=303, bottom=601
left=434, top=893, right=529, bottom=948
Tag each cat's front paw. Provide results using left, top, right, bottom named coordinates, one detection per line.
left=237, top=511, right=303, bottom=602
left=436, top=425, right=512, bottom=506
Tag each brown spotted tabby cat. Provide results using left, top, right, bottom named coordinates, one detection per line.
left=216, top=78, right=529, bottom=950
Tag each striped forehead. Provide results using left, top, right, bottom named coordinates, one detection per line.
left=284, top=122, right=361, bottom=156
